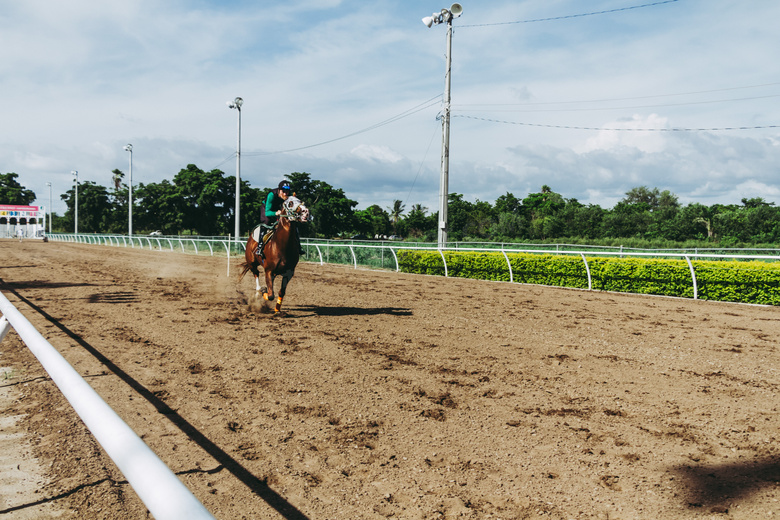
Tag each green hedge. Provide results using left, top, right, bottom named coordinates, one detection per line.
left=397, top=250, right=780, bottom=305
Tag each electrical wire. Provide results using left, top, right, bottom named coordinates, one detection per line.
left=453, top=114, right=779, bottom=131
left=454, top=94, right=780, bottom=114
left=455, top=83, right=780, bottom=108
left=459, top=0, right=679, bottom=28
left=242, top=94, right=442, bottom=157
left=403, top=121, right=440, bottom=210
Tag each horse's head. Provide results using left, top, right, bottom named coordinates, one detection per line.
left=283, top=196, right=311, bottom=223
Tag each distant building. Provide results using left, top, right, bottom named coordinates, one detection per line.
left=0, top=205, right=44, bottom=238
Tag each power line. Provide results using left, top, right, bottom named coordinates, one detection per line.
left=453, top=114, right=779, bottom=132
left=456, top=83, right=780, bottom=108
left=454, top=94, right=780, bottom=114
left=459, top=0, right=679, bottom=28
left=242, top=95, right=442, bottom=157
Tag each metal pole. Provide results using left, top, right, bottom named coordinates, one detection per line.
left=127, top=145, right=133, bottom=236
left=72, top=170, right=78, bottom=234
left=46, top=182, right=52, bottom=234
left=235, top=104, right=241, bottom=247
left=438, top=19, right=453, bottom=248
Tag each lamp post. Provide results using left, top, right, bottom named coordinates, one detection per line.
left=423, top=3, right=462, bottom=249
left=227, top=97, right=243, bottom=247
left=124, top=144, right=133, bottom=236
left=46, top=182, right=52, bottom=234
left=71, top=170, right=79, bottom=234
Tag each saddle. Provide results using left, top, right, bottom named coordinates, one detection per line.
left=252, top=224, right=277, bottom=257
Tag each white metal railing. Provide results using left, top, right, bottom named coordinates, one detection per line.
left=45, top=234, right=780, bottom=301
left=0, top=291, right=215, bottom=520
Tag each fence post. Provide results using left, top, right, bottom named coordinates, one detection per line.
left=580, top=252, right=592, bottom=290
left=388, top=247, right=399, bottom=272
left=501, top=250, right=513, bottom=283
left=684, top=255, right=698, bottom=300
left=348, top=246, right=357, bottom=269
left=438, top=250, right=448, bottom=277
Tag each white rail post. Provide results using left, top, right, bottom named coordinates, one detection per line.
left=684, top=255, right=698, bottom=300
left=501, top=250, right=513, bottom=283
left=347, top=246, right=357, bottom=268
left=580, top=253, right=592, bottom=291
left=438, top=250, right=449, bottom=277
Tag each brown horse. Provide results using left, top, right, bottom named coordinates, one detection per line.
left=238, top=197, right=309, bottom=313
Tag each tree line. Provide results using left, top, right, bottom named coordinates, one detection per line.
left=2, top=170, right=780, bottom=247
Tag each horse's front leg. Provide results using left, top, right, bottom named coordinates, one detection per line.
left=274, top=270, right=294, bottom=313
left=254, top=274, right=261, bottom=292
left=262, top=269, right=275, bottom=302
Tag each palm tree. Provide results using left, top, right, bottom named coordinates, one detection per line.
left=388, top=199, right=405, bottom=234
left=411, top=203, right=427, bottom=215
left=111, top=169, right=125, bottom=190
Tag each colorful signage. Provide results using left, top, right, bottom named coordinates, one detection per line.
left=0, top=205, right=41, bottom=218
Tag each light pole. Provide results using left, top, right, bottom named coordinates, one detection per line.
left=71, top=170, right=79, bottom=234
left=227, top=97, right=243, bottom=246
left=46, top=182, right=52, bottom=234
left=423, top=3, right=462, bottom=248
left=124, top=144, right=133, bottom=236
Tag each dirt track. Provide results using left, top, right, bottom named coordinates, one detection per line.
left=1, top=240, right=779, bottom=519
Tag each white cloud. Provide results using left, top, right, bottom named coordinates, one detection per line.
left=1, top=0, right=779, bottom=221
left=577, top=114, right=670, bottom=154
left=349, top=144, right=404, bottom=163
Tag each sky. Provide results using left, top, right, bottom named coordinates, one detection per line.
left=2, top=0, right=779, bottom=218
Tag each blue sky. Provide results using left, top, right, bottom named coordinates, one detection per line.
left=2, top=0, right=779, bottom=217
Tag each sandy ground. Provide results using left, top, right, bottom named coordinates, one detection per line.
left=1, top=240, right=779, bottom=520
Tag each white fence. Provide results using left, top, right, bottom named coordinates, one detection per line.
left=0, top=292, right=215, bottom=520
left=45, top=233, right=780, bottom=301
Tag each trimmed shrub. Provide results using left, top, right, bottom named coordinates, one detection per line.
left=397, top=250, right=780, bottom=305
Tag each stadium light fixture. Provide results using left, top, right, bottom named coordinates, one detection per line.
left=45, top=182, right=52, bottom=234
left=71, top=170, right=79, bottom=234
left=422, top=4, right=462, bottom=248
left=227, top=97, right=243, bottom=247
left=124, top=144, right=133, bottom=236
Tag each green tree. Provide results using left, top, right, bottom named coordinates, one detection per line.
left=622, top=186, right=660, bottom=210
left=489, top=212, right=525, bottom=239
left=463, top=200, right=495, bottom=239
left=522, top=186, right=565, bottom=239
left=134, top=180, right=182, bottom=234
left=240, top=182, right=267, bottom=236
left=0, top=172, right=35, bottom=205
left=61, top=181, right=113, bottom=233
left=446, top=193, right=474, bottom=241
left=402, top=204, right=432, bottom=239
left=109, top=168, right=129, bottom=233
left=354, top=205, right=391, bottom=237
left=173, top=164, right=232, bottom=235
left=494, top=192, right=521, bottom=215
left=388, top=200, right=405, bottom=234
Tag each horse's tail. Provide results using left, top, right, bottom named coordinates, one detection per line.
left=237, top=260, right=254, bottom=283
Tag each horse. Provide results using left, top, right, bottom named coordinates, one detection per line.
left=238, top=196, right=310, bottom=313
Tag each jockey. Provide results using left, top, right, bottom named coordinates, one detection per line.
left=260, top=180, right=292, bottom=227
left=258, top=179, right=305, bottom=257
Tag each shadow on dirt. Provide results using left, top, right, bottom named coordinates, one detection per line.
left=87, top=292, right=139, bottom=304
left=5, top=287, right=311, bottom=520
left=291, top=304, right=413, bottom=317
left=0, top=465, right=224, bottom=516
left=672, top=457, right=780, bottom=511
left=0, top=280, right=97, bottom=290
